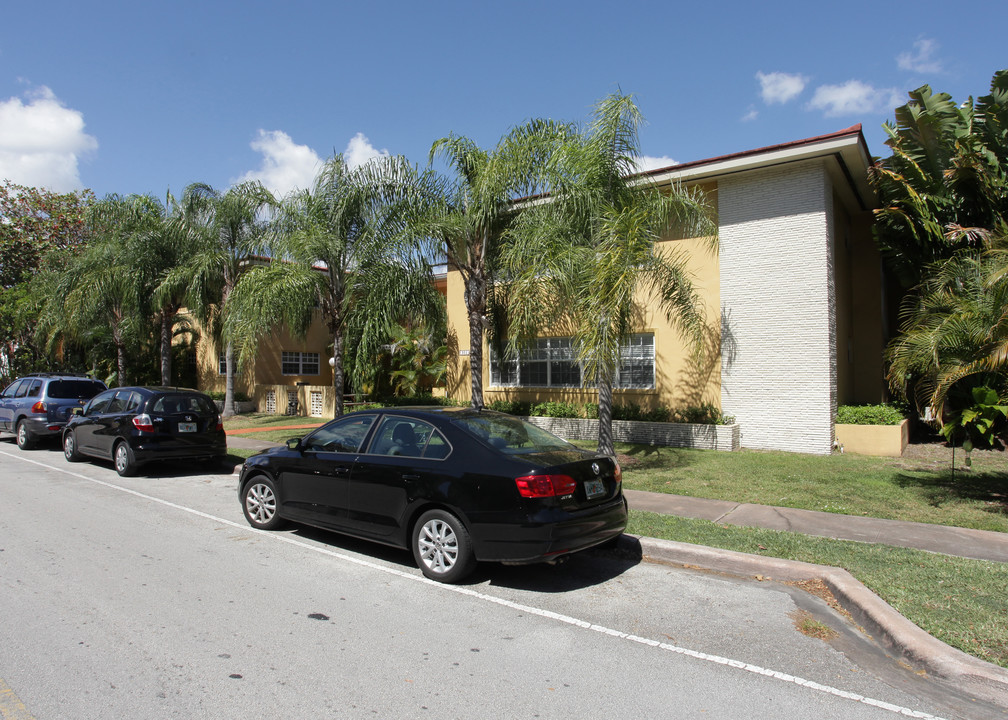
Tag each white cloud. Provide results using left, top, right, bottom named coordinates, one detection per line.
left=343, top=132, right=389, bottom=169
left=0, top=86, right=97, bottom=191
left=897, top=37, right=942, bottom=74
left=236, top=130, right=322, bottom=198
left=756, top=71, right=808, bottom=104
left=808, top=80, right=901, bottom=117
left=741, top=107, right=759, bottom=122
left=635, top=155, right=677, bottom=172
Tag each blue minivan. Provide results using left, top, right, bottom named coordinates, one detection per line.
left=0, top=374, right=108, bottom=449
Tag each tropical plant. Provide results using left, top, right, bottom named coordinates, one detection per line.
left=169, top=181, right=276, bottom=416
left=502, top=92, right=718, bottom=455
left=413, top=121, right=565, bottom=409
left=870, top=70, right=1008, bottom=290
left=886, top=244, right=1008, bottom=418
left=225, top=156, right=442, bottom=418
left=939, top=385, right=1008, bottom=465
left=385, top=322, right=449, bottom=398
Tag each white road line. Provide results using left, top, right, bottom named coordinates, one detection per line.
left=2, top=449, right=946, bottom=719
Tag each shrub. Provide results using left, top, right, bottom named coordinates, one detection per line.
left=488, top=400, right=532, bottom=416
left=206, top=391, right=250, bottom=403
left=530, top=401, right=580, bottom=418
left=836, top=404, right=905, bottom=426
left=674, top=402, right=733, bottom=425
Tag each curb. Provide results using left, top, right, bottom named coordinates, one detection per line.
left=628, top=534, right=1008, bottom=710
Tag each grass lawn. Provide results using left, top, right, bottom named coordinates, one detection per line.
left=598, top=442, right=1008, bottom=533
left=224, top=413, right=1008, bottom=667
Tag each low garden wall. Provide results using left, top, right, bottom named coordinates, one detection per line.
left=835, top=419, right=909, bottom=457
left=524, top=416, right=740, bottom=452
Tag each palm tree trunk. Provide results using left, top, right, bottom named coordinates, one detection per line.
left=464, top=274, right=486, bottom=410
left=223, top=341, right=235, bottom=418
left=160, top=312, right=172, bottom=386
left=116, top=343, right=127, bottom=388
left=332, top=330, right=345, bottom=418
left=597, top=374, right=615, bottom=456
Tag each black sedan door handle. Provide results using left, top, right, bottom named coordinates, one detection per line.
left=334, top=467, right=351, bottom=476
left=402, top=474, right=420, bottom=481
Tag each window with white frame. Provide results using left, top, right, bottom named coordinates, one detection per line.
left=616, top=333, right=655, bottom=389
left=281, top=351, right=320, bottom=376
left=491, top=334, right=654, bottom=389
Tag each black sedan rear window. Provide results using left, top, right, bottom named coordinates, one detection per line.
left=453, top=415, right=575, bottom=454
left=48, top=380, right=106, bottom=399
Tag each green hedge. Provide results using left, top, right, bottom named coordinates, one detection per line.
left=488, top=399, right=734, bottom=425
left=836, top=404, right=906, bottom=426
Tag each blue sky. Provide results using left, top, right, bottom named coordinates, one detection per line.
left=1, top=1, right=1004, bottom=199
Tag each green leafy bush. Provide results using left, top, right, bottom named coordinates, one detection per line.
left=836, top=404, right=905, bottom=426
left=488, top=400, right=532, bottom=416
left=206, top=391, right=251, bottom=403
left=530, top=401, right=580, bottom=418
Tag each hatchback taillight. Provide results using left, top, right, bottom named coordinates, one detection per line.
left=31, top=401, right=47, bottom=414
left=515, top=473, right=578, bottom=498
left=614, top=462, right=622, bottom=485
left=132, top=414, right=155, bottom=432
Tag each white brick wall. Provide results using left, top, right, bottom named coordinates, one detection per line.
left=719, top=161, right=836, bottom=454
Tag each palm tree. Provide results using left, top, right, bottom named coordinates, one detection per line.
left=502, top=92, right=718, bottom=456
left=887, top=232, right=1008, bottom=417
left=171, top=181, right=275, bottom=416
left=225, top=155, right=442, bottom=418
left=415, top=121, right=565, bottom=409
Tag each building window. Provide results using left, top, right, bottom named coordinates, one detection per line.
left=490, top=333, right=654, bottom=390
left=616, top=334, right=655, bottom=389
left=282, top=351, right=320, bottom=376
left=218, top=352, right=226, bottom=376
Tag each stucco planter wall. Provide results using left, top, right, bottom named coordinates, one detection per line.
left=213, top=400, right=256, bottom=415
left=524, top=416, right=740, bottom=452
left=834, top=419, right=909, bottom=457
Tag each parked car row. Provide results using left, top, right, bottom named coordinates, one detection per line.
left=4, top=374, right=628, bottom=584
left=1, top=375, right=226, bottom=476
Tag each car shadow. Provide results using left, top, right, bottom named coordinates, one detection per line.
left=287, top=523, right=642, bottom=593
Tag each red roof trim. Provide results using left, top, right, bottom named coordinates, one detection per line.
left=636, top=124, right=868, bottom=178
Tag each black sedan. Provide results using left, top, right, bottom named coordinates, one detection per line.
left=63, top=386, right=227, bottom=476
left=238, top=407, right=627, bottom=583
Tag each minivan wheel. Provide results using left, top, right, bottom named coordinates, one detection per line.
left=114, top=441, right=137, bottom=476
left=63, top=430, right=82, bottom=462
left=16, top=420, right=35, bottom=450
left=412, top=509, right=475, bottom=584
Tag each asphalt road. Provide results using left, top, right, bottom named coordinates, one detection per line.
left=0, top=441, right=990, bottom=719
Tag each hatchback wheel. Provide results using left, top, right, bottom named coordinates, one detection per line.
left=63, top=430, right=82, bottom=462
left=412, top=509, right=475, bottom=583
left=114, top=441, right=137, bottom=477
left=242, top=476, right=283, bottom=530
left=16, top=420, right=35, bottom=450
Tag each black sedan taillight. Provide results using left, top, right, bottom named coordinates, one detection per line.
left=514, top=473, right=578, bottom=498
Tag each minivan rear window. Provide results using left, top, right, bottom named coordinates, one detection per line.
left=48, top=380, right=106, bottom=400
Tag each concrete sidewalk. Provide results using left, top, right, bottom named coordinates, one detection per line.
left=624, top=489, right=1008, bottom=563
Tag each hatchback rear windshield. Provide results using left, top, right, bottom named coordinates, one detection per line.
left=452, top=414, right=575, bottom=454
left=152, top=394, right=217, bottom=416
left=47, top=380, right=106, bottom=400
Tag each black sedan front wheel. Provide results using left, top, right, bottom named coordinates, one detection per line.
left=412, top=509, right=475, bottom=583
left=242, top=476, right=284, bottom=530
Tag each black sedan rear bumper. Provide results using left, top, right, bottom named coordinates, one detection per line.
left=468, top=495, right=628, bottom=563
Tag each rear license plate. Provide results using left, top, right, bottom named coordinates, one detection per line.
left=584, top=478, right=605, bottom=499
left=178, top=422, right=197, bottom=433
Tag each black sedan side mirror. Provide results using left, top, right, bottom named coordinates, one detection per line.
left=286, top=437, right=302, bottom=451
left=71, top=407, right=83, bottom=416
